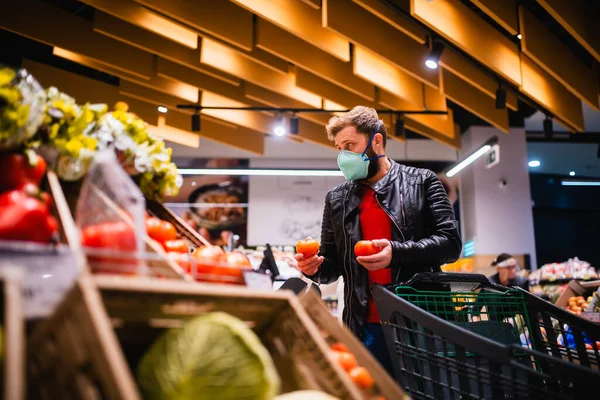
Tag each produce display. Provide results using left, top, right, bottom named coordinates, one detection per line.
left=137, top=312, right=280, bottom=400
left=529, top=257, right=598, bottom=283
left=564, top=295, right=593, bottom=316
left=327, top=341, right=382, bottom=399
left=530, top=283, right=568, bottom=303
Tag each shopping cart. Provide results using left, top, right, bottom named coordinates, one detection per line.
left=372, top=273, right=598, bottom=399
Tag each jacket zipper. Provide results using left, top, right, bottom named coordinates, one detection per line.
left=375, top=192, right=406, bottom=282
left=341, top=191, right=352, bottom=328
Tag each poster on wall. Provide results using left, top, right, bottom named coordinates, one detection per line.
left=166, top=159, right=249, bottom=247
left=247, top=175, right=345, bottom=246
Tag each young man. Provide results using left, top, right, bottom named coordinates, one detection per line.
left=488, top=253, right=529, bottom=291
left=295, top=106, right=461, bottom=373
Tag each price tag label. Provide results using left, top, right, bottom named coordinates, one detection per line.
left=243, top=271, right=273, bottom=291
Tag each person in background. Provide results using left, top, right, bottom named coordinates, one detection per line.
left=488, top=253, right=529, bottom=291
left=294, top=106, right=462, bottom=375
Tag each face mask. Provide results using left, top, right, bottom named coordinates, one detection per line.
left=337, top=121, right=385, bottom=181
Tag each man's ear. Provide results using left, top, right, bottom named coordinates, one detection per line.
left=374, top=133, right=384, bottom=148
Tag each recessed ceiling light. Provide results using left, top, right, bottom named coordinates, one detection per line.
left=528, top=160, right=541, bottom=168
left=517, top=33, right=522, bottom=40
left=569, top=171, right=576, bottom=176
left=158, top=106, right=168, bottom=114
left=425, top=59, right=438, bottom=69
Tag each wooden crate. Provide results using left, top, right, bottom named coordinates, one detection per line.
left=299, top=290, right=409, bottom=400
left=146, top=199, right=210, bottom=249
left=0, top=273, right=25, bottom=400
left=27, top=276, right=369, bottom=400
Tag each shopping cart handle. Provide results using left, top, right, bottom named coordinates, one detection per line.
left=390, top=272, right=507, bottom=291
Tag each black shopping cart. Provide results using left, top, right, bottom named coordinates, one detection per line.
left=373, top=273, right=598, bottom=399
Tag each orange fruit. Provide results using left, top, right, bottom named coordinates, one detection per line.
left=349, top=366, right=374, bottom=390
left=331, top=350, right=357, bottom=371
left=331, top=342, right=350, bottom=353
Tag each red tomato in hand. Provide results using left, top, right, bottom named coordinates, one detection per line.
left=0, top=153, right=47, bottom=191
left=145, top=217, right=177, bottom=244
left=163, top=239, right=189, bottom=253
left=354, top=240, right=381, bottom=257
left=296, top=239, right=320, bottom=258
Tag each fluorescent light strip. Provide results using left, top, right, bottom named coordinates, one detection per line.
left=446, top=145, right=492, bottom=178
left=561, top=181, right=600, bottom=187
left=178, top=168, right=344, bottom=177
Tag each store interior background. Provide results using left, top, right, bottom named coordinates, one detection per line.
left=1, top=0, right=599, bottom=273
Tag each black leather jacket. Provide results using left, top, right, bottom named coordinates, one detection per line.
left=307, top=160, right=462, bottom=336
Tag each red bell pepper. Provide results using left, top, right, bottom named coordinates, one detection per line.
left=0, top=184, right=58, bottom=243
left=0, top=152, right=47, bottom=192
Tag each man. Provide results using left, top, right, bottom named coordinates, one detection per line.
left=295, top=106, right=461, bottom=373
left=488, top=253, right=529, bottom=291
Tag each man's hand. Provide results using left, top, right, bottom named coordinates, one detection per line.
left=356, top=239, right=392, bottom=271
left=295, top=253, right=324, bottom=276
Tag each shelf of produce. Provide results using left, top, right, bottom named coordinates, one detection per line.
left=299, top=290, right=409, bottom=400
left=146, top=199, right=210, bottom=249
left=27, top=276, right=383, bottom=400
left=0, top=273, right=25, bottom=400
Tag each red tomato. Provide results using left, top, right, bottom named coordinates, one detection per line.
left=225, top=252, right=252, bottom=269
left=0, top=153, right=47, bottom=191
left=82, top=221, right=138, bottom=274
left=192, top=245, right=226, bottom=262
left=145, top=217, right=177, bottom=244
left=586, top=343, right=593, bottom=350
left=163, top=239, right=189, bottom=253
left=354, top=240, right=381, bottom=257
left=331, top=342, right=350, bottom=353
left=348, top=366, right=374, bottom=390
left=296, top=239, right=320, bottom=258
left=330, top=350, right=357, bottom=371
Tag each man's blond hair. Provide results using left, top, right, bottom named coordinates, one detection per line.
left=325, top=106, right=387, bottom=146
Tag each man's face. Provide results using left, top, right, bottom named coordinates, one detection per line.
left=335, top=126, right=382, bottom=179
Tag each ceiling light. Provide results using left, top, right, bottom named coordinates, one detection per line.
left=445, top=137, right=496, bottom=178
left=425, top=41, right=444, bottom=70
left=543, top=116, right=553, bottom=139
left=191, top=112, right=201, bottom=132
left=528, top=160, right=541, bottom=168
left=569, top=171, right=576, bottom=176
left=395, top=117, right=405, bottom=138
left=561, top=180, right=600, bottom=187
left=273, top=115, right=286, bottom=136
left=157, top=106, right=168, bottom=114
left=517, top=33, right=522, bottom=40
left=289, top=114, right=299, bottom=135
left=178, top=168, right=344, bottom=177
left=495, top=85, right=506, bottom=109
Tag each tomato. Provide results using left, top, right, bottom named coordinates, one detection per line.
left=349, top=366, right=374, bottom=390
left=0, top=152, right=47, bottom=191
left=354, top=240, right=381, bottom=257
left=81, top=221, right=138, bottom=274
left=0, top=185, right=57, bottom=243
left=331, top=342, right=350, bottom=353
left=225, top=252, right=252, bottom=269
left=585, top=343, right=593, bottom=350
left=331, top=350, right=357, bottom=372
left=145, top=217, right=177, bottom=244
left=192, top=245, right=226, bottom=262
left=167, top=252, right=193, bottom=273
left=296, top=239, right=320, bottom=258
left=163, top=239, right=189, bottom=253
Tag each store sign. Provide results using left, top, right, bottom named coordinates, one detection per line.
left=485, top=144, right=500, bottom=169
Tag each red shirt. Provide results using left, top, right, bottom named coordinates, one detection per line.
left=358, top=186, right=392, bottom=323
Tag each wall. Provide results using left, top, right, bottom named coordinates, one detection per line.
left=459, top=126, right=538, bottom=268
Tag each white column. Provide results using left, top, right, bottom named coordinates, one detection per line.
left=459, top=126, right=537, bottom=268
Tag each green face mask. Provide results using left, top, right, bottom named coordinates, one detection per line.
left=337, top=121, right=385, bottom=181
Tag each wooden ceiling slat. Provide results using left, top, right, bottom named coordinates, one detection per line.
left=351, top=0, right=427, bottom=44
left=0, top=0, right=154, bottom=80
left=353, top=46, right=425, bottom=107
left=324, top=0, right=439, bottom=88
left=410, top=0, right=522, bottom=86
left=52, top=47, right=143, bottom=83
left=520, top=54, right=584, bottom=132
left=424, top=85, right=448, bottom=117
left=164, top=111, right=265, bottom=156
left=470, top=0, right=519, bottom=36
left=200, top=38, right=322, bottom=108
left=134, top=0, right=253, bottom=51
left=256, top=18, right=374, bottom=101
left=119, top=81, right=197, bottom=115
left=232, top=0, right=350, bottom=61
left=296, top=119, right=337, bottom=149
left=519, top=6, right=599, bottom=110
left=150, top=117, right=200, bottom=149
left=441, top=69, right=509, bottom=133
left=300, top=0, right=321, bottom=9
left=295, top=68, right=377, bottom=109
left=439, top=48, right=518, bottom=111
left=79, top=0, right=197, bottom=49
left=537, top=0, right=600, bottom=63
left=405, top=115, right=461, bottom=150
left=93, top=11, right=241, bottom=86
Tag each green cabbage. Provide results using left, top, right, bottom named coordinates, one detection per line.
left=137, top=312, right=280, bottom=400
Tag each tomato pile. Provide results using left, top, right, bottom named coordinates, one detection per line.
left=0, top=152, right=58, bottom=243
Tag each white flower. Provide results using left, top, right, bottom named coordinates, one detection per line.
left=114, top=134, right=136, bottom=152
